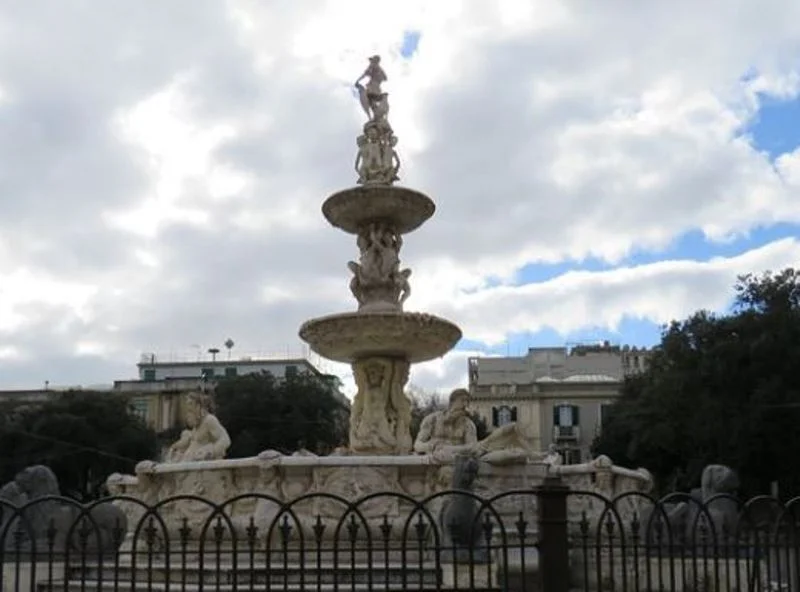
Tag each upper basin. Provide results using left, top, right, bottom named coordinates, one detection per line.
left=322, top=186, right=435, bottom=235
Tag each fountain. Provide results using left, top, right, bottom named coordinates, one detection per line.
left=106, top=57, right=652, bottom=540
left=298, top=54, right=461, bottom=455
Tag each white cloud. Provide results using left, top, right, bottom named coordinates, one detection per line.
left=0, top=0, right=798, bottom=391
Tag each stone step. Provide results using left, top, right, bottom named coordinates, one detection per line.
left=115, top=548, right=432, bottom=565
left=37, top=581, right=500, bottom=592
left=65, top=562, right=441, bottom=586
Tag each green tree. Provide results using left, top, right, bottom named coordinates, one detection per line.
left=0, top=391, right=159, bottom=500
left=593, top=268, right=800, bottom=496
left=213, top=371, right=349, bottom=457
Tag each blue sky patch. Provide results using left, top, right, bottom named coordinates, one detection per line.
left=747, top=95, right=800, bottom=159
left=513, top=223, right=799, bottom=286
left=455, top=316, right=663, bottom=359
left=400, top=31, right=421, bottom=58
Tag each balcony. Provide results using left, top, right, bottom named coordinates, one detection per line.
left=553, top=425, right=580, bottom=441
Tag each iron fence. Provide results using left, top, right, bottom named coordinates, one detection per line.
left=0, top=481, right=798, bottom=592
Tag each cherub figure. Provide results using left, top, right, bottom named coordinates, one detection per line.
left=382, top=134, right=401, bottom=182
left=355, top=126, right=383, bottom=184
left=348, top=260, right=365, bottom=305
left=395, top=268, right=412, bottom=306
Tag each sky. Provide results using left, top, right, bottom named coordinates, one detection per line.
left=0, top=0, right=799, bottom=396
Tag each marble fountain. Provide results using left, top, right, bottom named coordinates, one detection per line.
left=106, top=56, right=652, bottom=545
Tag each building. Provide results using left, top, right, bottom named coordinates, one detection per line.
left=468, top=342, right=653, bottom=464
left=113, top=351, right=350, bottom=432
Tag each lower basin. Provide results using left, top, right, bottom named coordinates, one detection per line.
left=299, top=311, right=462, bottom=364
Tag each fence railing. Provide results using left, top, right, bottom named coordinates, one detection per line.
left=0, top=480, right=798, bottom=592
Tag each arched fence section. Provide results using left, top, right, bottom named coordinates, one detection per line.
left=0, top=480, right=798, bottom=592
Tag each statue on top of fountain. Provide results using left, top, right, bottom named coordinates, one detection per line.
left=165, top=391, right=231, bottom=463
left=414, top=388, right=557, bottom=465
left=354, top=55, right=401, bottom=186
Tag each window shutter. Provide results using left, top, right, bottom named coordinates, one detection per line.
left=511, top=406, right=518, bottom=422
left=553, top=405, right=559, bottom=426
left=492, top=407, right=499, bottom=427
left=572, top=405, right=580, bottom=426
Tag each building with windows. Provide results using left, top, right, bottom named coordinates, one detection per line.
left=113, top=351, right=350, bottom=432
left=468, top=342, right=652, bottom=464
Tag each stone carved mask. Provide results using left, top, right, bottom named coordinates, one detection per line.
left=364, top=362, right=385, bottom=388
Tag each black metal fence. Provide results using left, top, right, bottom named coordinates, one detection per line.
left=0, top=479, right=798, bottom=592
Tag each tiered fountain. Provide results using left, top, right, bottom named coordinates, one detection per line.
left=299, top=54, right=461, bottom=455
left=106, top=56, right=652, bottom=539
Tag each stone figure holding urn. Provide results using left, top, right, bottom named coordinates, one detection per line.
left=166, top=391, right=231, bottom=463
left=414, top=388, right=545, bottom=464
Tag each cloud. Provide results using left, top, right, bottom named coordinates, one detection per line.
left=0, top=1, right=798, bottom=393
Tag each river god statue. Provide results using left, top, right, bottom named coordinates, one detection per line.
left=166, top=391, right=231, bottom=462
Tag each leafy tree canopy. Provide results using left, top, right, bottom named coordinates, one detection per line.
left=0, top=391, right=159, bottom=500
left=213, top=371, right=349, bottom=457
left=593, top=268, right=800, bottom=496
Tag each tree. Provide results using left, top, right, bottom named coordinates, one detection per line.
left=408, top=389, right=489, bottom=442
left=0, top=391, right=159, bottom=500
left=593, top=268, right=800, bottom=496
left=213, top=371, right=349, bottom=457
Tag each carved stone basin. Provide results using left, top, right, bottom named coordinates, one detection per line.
left=322, top=186, right=435, bottom=235
left=299, top=311, right=462, bottom=364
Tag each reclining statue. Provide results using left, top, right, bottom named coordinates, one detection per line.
left=413, top=388, right=547, bottom=464
left=165, top=391, right=231, bottom=463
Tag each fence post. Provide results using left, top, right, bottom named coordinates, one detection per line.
left=537, top=475, right=570, bottom=592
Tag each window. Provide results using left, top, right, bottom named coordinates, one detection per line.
left=143, top=368, right=156, bottom=382
left=553, top=404, right=579, bottom=427
left=130, top=399, right=148, bottom=422
left=285, top=365, right=298, bottom=378
left=201, top=367, right=215, bottom=379
left=492, top=405, right=518, bottom=427
left=224, top=367, right=238, bottom=378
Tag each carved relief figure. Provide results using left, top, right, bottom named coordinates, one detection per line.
left=166, top=392, right=231, bottom=463
left=387, top=361, right=413, bottom=453
left=350, top=359, right=396, bottom=453
left=347, top=222, right=412, bottom=311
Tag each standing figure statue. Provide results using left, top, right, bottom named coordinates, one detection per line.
left=352, top=55, right=401, bottom=185
left=355, top=55, right=388, bottom=123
